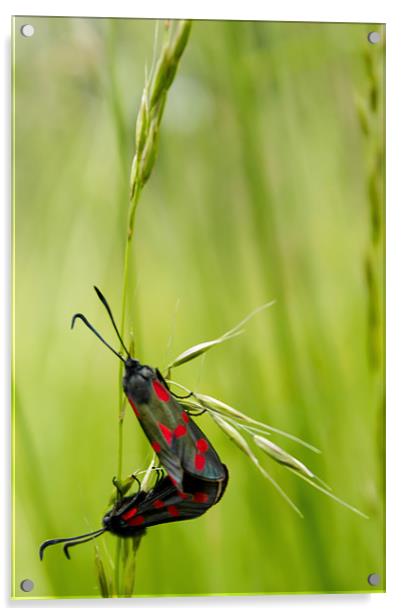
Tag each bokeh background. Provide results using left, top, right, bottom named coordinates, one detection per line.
left=13, top=18, right=385, bottom=598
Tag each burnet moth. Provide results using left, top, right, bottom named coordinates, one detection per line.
left=40, top=467, right=228, bottom=559
left=71, top=287, right=228, bottom=492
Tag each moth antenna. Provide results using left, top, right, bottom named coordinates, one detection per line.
left=39, top=528, right=104, bottom=560
left=93, top=286, right=130, bottom=357
left=71, top=313, right=125, bottom=363
left=63, top=529, right=105, bottom=560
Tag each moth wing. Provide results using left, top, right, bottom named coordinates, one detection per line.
left=177, top=413, right=227, bottom=480
left=128, top=395, right=184, bottom=489
left=146, top=380, right=226, bottom=481
left=128, top=377, right=226, bottom=488
left=120, top=470, right=229, bottom=533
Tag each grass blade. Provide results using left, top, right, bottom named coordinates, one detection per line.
left=167, top=300, right=275, bottom=370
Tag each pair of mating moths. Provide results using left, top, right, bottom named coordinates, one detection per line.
left=40, top=287, right=228, bottom=559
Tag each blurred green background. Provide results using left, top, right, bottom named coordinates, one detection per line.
left=13, top=17, right=385, bottom=598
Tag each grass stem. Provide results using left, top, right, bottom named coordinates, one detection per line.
left=112, top=19, right=192, bottom=597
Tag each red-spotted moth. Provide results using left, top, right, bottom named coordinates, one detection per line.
left=39, top=288, right=228, bottom=559
left=40, top=467, right=228, bottom=559
left=71, top=287, right=228, bottom=492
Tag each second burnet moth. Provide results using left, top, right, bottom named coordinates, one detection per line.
left=72, top=287, right=228, bottom=492
left=40, top=466, right=228, bottom=560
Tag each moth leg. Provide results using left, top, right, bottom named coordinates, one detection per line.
left=130, top=473, right=142, bottom=493
left=153, top=466, right=165, bottom=484
left=156, top=368, right=193, bottom=399
left=173, top=391, right=194, bottom=400
left=155, top=368, right=171, bottom=389
left=186, top=408, right=207, bottom=417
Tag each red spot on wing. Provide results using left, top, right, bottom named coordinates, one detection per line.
left=153, top=499, right=165, bottom=509
left=159, top=423, right=173, bottom=445
left=174, top=424, right=187, bottom=438
left=129, top=399, right=140, bottom=418
left=151, top=441, right=161, bottom=453
left=194, top=454, right=206, bottom=471
left=128, top=515, right=145, bottom=526
left=122, top=507, right=138, bottom=521
left=193, top=492, right=209, bottom=503
left=153, top=380, right=170, bottom=402
left=167, top=505, right=180, bottom=517
left=177, top=491, right=188, bottom=500
left=196, top=438, right=209, bottom=453
left=182, top=411, right=190, bottom=424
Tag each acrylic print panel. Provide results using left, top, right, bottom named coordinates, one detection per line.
left=12, top=17, right=385, bottom=599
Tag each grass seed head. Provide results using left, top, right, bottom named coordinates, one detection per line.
left=253, top=434, right=315, bottom=478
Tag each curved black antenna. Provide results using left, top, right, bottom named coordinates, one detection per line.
left=39, top=528, right=104, bottom=560
left=71, top=313, right=125, bottom=363
left=93, top=286, right=131, bottom=357
left=63, top=529, right=106, bottom=560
